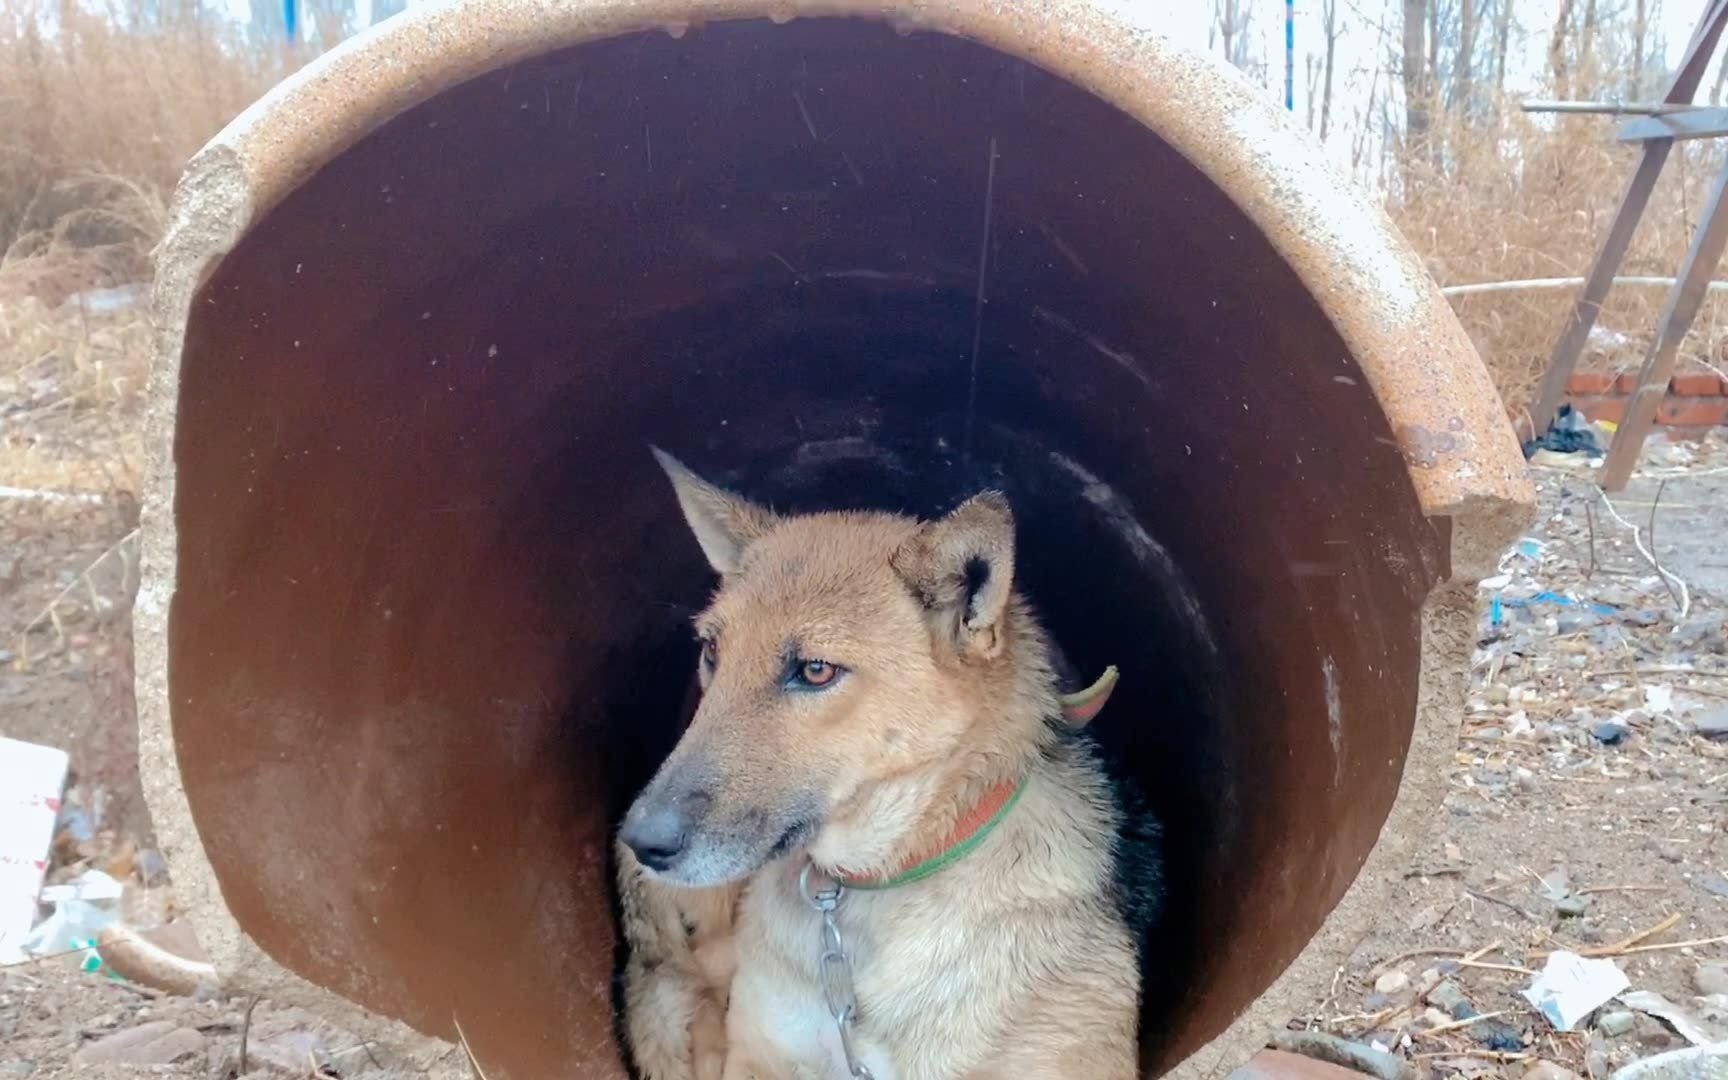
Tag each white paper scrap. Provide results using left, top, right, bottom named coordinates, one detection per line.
left=0, top=736, right=71, bottom=964
left=1522, top=950, right=1631, bottom=1032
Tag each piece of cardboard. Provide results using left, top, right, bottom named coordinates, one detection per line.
left=0, top=735, right=71, bottom=964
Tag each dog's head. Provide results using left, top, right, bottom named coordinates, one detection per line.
left=619, top=448, right=1034, bottom=886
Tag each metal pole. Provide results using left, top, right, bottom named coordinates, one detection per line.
left=1285, top=0, right=1295, bottom=112
left=1521, top=100, right=1708, bottom=115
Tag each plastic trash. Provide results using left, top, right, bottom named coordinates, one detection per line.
left=1523, top=404, right=1606, bottom=459
left=22, top=868, right=125, bottom=960
left=1523, top=950, right=1631, bottom=1032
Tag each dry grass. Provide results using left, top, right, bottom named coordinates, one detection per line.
left=0, top=0, right=300, bottom=496
left=1389, top=97, right=1728, bottom=411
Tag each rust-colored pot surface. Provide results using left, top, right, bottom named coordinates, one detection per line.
left=138, top=3, right=1534, bottom=1078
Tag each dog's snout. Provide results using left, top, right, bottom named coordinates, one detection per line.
left=621, top=790, right=711, bottom=872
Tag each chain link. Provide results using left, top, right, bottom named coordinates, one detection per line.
left=799, top=863, right=876, bottom=1080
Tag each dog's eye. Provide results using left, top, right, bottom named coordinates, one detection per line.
left=700, top=637, right=718, bottom=668
left=792, top=659, right=842, bottom=689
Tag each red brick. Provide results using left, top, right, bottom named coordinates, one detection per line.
left=1656, top=399, right=1728, bottom=426
left=1615, top=372, right=1644, bottom=393
left=1568, top=371, right=1616, bottom=395
left=1671, top=372, right=1725, bottom=396
left=1574, top=397, right=1627, bottom=425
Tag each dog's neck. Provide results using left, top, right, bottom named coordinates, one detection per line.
left=811, top=598, right=1060, bottom=883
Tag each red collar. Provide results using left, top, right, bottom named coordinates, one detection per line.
left=838, top=777, right=1025, bottom=890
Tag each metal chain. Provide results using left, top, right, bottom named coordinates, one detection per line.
left=799, top=863, right=876, bottom=1080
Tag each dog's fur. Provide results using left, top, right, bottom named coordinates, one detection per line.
left=616, top=450, right=1158, bottom=1080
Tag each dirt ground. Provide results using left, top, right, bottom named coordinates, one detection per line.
left=3, top=319, right=1726, bottom=1077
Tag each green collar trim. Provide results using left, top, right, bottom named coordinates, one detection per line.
left=840, top=780, right=1026, bottom=891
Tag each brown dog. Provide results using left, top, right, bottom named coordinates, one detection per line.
left=617, top=450, right=1157, bottom=1080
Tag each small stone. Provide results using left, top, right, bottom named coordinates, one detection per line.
left=1694, top=962, right=1728, bottom=997
left=1595, top=586, right=1643, bottom=608
left=1374, top=969, right=1411, bottom=995
left=135, top=848, right=169, bottom=885
left=1622, top=609, right=1661, bottom=628
left=1556, top=894, right=1590, bottom=918
left=1694, top=710, right=1728, bottom=740
left=1655, top=841, right=1685, bottom=864
left=1697, top=874, right=1728, bottom=899
left=0, top=1062, right=34, bottom=1077
left=1268, top=1031, right=1414, bottom=1080
left=73, top=1021, right=207, bottom=1066
left=1423, top=1007, right=1454, bottom=1028
left=1484, top=685, right=1510, bottom=705
left=1474, top=1017, right=1526, bottom=1052
left=1427, top=979, right=1474, bottom=1019
left=1634, top=1013, right=1678, bottom=1049
left=1675, top=615, right=1727, bottom=651
left=1523, top=1062, right=1581, bottom=1080
left=1599, top=1010, right=1637, bottom=1037
left=238, top=1030, right=331, bottom=1075
left=1593, top=720, right=1630, bottom=745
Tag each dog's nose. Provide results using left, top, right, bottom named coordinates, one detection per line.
left=620, top=799, right=698, bottom=872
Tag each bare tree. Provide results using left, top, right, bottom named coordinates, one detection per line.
left=1403, top=0, right=1430, bottom=141
left=1631, top=0, right=1649, bottom=99
left=1578, top=0, right=1600, bottom=97
left=1320, top=0, right=1341, bottom=139
left=1449, top=0, right=1478, bottom=112
left=1356, top=13, right=1392, bottom=174
left=1549, top=0, right=1577, bottom=99
left=1427, top=0, right=1441, bottom=98
left=1492, top=0, right=1514, bottom=94
left=1306, top=54, right=1320, bottom=130
left=1215, top=0, right=1255, bottom=72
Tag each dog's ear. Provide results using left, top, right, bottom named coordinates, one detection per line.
left=891, top=491, right=1016, bottom=660
left=651, top=447, right=779, bottom=574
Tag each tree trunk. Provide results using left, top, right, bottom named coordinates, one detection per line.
left=1631, top=0, right=1649, bottom=100
left=1549, top=0, right=1576, bottom=100
left=1320, top=0, right=1340, bottom=140
left=1403, top=0, right=1429, bottom=142
left=1578, top=0, right=1599, bottom=98
left=1306, top=54, right=1319, bottom=130
left=1451, top=0, right=1477, bottom=113
left=1426, top=0, right=1440, bottom=102
left=1493, top=0, right=1513, bottom=95
left=1356, top=13, right=1389, bottom=173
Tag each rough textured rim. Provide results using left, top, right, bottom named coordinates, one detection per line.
left=137, top=0, right=1536, bottom=1074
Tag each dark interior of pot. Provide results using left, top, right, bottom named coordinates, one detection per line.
left=167, top=16, right=1448, bottom=1077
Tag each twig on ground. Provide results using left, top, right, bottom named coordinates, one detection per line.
left=453, top=1015, right=490, bottom=1080
left=1648, top=478, right=1679, bottom=610
left=1413, top=1049, right=1532, bottom=1062
left=13, top=524, right=139, bottom=665
left=1585, top=500, right=1599, bottom=579
left=1538, top=912, right=1682, bottom=958
left=1416, top=1009, right=1514, bottom=1038
left=239, top=994, right=260, bottom=1076
left=1618, top=934, right=1728, bottom=955
left=1456, top=959, right=1538, bottom=975
left=1597, top=486, right=1690, bottom=617
left=1576, top=885, right=1669, bottom=895
left=1466, top=887, right=1536, bottom=919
